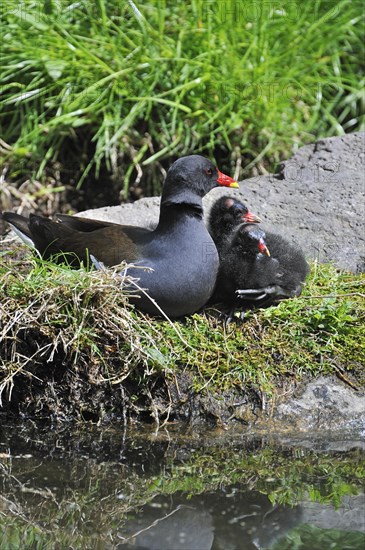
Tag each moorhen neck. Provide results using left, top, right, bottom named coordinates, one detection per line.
left=2, top=155, right=239, bottom=318
left=208, top=196, right=310, bottom=309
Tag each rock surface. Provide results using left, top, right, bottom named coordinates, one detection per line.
left=301, top=494, right=365, bottom=534
left=79, top=132, right=365, bottom=273
left=271, top=376, right=365, bottom=433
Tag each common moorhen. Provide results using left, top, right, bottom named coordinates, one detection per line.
left=208, top=196, right=262, bottom=249
left=2, top=156, right=238, bottom=317
left=208, top=196, right=310, bottom=309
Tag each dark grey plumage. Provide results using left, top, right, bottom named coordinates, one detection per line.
left=2, top=156, right=238, bottom=318
left=208, top=196, right=261, bottom=249
left=208, top=196, right=310, bottom=309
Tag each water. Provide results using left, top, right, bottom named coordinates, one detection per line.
left=0, top=420, right=364, bottom=549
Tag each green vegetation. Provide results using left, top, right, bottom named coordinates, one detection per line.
left=0, top=241, right=364, bottom=420
left=1, top=0, right=364, bottom=193
left=160, top=444, right=364, bottom=506
left=152, top=261, right=365, bottom=393
left=272, top=525, right=365, bottom=550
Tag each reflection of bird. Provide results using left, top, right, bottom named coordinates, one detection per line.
left=2, top=156, right=238, bottom=318
left=208, top=196, right=310, bottom=309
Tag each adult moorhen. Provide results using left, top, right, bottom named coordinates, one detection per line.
left=2, top=156, right=238, bottom=318
left=208, top=196, right=310, bottom=310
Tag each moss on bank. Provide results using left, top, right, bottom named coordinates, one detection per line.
left=0, top=240, right=364, bottom=423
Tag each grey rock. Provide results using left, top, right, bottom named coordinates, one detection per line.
left=272, top=434, right=365, bottom=452
left=79, top=196, right=161, bottom=230
left=272, top=376, right=365, bottom=432
left=79, top=132, right=365, bottom=272
left=120, top=505, right=214, bottom=550
left=300, top=494, right=365, bottom=533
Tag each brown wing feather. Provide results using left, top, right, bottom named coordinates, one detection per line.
left=29, top=216, right=140, bottom=266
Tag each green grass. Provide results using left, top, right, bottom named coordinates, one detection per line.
left=1, top=0, right=364, bottom=193
left=150, top=262, right=365, bottom=393
left=0, top=240, right=364, bottom=420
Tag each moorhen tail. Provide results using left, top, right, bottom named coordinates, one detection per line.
left=208, top=196, right=310, bottom=310
left=2, top=155, right=239, bottom=318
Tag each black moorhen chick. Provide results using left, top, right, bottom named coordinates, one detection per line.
left=208, top=196, right=310, bottom=309
left=2, top=156, right=238, bottom=318
left=208, top=196, right=262, bottom=249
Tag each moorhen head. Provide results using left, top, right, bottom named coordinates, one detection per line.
left=2, top=155, right=239, bottom=318
left=208, top=197, right=310, bottom=310
left=211, top=222, right=272, bottom=305
left=208, top=196, right=261, bottom=249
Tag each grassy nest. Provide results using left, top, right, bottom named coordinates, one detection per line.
left=1, top=237, right=364, bottom=425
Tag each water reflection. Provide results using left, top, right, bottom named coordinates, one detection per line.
left=118, top=488, right=365, bottom=549
left=119, top=489, right=302, bottom=549
left=0, top=421, right=364, bottom=549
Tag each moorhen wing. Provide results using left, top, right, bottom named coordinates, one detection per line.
left=2, top=156, right=238, bottom=318
left=208, top=196, right=310, bottom=309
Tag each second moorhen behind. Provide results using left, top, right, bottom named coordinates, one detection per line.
left=208, top=196, right=262, bottom=249
left=208, top=196, right=310, bottom=309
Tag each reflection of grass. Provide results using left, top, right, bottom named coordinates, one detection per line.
left=0, top=430, right=363, bottom=548
left=272, top=524, right=365, bottom=550
left=161, top=446, right=364, bottom=506
left=1, top=244, right=364, bottom=420
left=1, top=1, right=364, bottom=190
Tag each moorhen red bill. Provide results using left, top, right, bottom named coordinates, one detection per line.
left=208, top=196, right=310, bottom=309
left=2, top=155, right=239, bottom=318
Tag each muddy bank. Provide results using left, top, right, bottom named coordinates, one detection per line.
left=148, top=373, right=365, bottom=433
left=1, top=134, right=364, bottom=433
left=1, top=310, right=364, bottom=432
